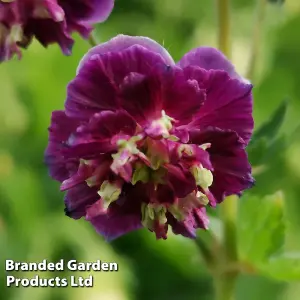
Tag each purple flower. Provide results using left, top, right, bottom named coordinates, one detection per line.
left=45, top=35, right=254, bottom=240
left=0, top=0, right=114, bottom=62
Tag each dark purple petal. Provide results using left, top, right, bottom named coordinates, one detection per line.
left=78, top=34, right=174, bottom=72
left=167, top=207, right=208, bottom=238
left=165, top=164, right=196, bottom=198
left=65, top=57, right=119, bottom=120
left=63, top=110, right=137, bottom=161
left=61, top=156, right=112, bottom=191
left=0, top=2, right=23, bottom=62
left=172, top=127, right=189, bottom=143
left=152, top=221, right=168, bottom=240
left=60, top=161, right=93, bottom=191
left=178, top=46, right=242, bottom=80
left=67, top=45, right=168, bottom=120
left=62, top=141, right=116, bottom=161
left=155, top=184, right=176, bottom=204
left=86, top=199, right=106, bottom=220
left=189, top=127, right=254, bottom=203
left=90, top=213, right=142, bottom=241
left=45, top=111, right=80, bottom=182
left=42, top=0, right=65, bottom=22
left=194, top=207, right=210, bottom=229
left=120, top=66, right=204, bottom=127
left=23, top=18, right=74, bottom=55
left=110, top=149, right=134, bottom=182
left=76, top=110, right=136, bottom=140
left=187, top=68, right=253, bottom=144
left=181, top=144, right=213, bottom=170
left=64, top=183, right=99, bottom=219
left=88, top=183, right=147, bottom=240
left=159, top=66, right=205, bottom=125
left=61, top=0, right=114, bottom=23
left=119, top=72, right=160, bottom=124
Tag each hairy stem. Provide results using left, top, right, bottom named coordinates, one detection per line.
left=246, top=0, right=268, bottom=81
left=221, top=195, right=238, bottom=264
left=214, top=195, right=239, bottom=300
left=216, top=0, right=231, bottom=58
left=195, top=235, right=215, bottom=269
left=88, top=33, right=98, bottom=47
left=215, top=1, right=239, bottom=298
left=215, top=273, right=238, bottom=300
left=195, top=231, right=221, bottom=272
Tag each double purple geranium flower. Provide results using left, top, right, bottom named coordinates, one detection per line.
left=0, top=0, right=114, bottom=62
left=45, top=35, right=254, bottom=240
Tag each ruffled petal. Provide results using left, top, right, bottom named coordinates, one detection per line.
left=65, top=57, right=119, bottom=120
left=0, top=2, right=23, bottom=62
left=155, top=184, right=176, bottom=204
left=186, top=67, right=253, bottom=144
left=119, top=72, right=160, bottom=124
left=61, top=0, right=114, bottom=23
left=167, top=207, right=209, bottom=238
left=44, top=111, right=79, bottom=182
left=23, top=18, right=74, bottom=55
left=64, top=183, right=99, bottom=219
left=88, top=183, right=146, bottom=240
left=67, top=45, right=168, bottom=120
left=61, top=155, right=112, bottom=191
left=87, top=0, right=114, bottom=22
left=165, top=164, right=196, bottom=198
left=77, top=34, right=175, bottom=72
left=120, top=66, right=204, bottom=127
left=189, top=127, right=254, bottom=203
left=90, top=213, right=142, bottom=241
left=178, top=46, right=242, bottom=80
left=159, top=66, right=205, bottom=125
left=73, top=110, right=136, bottom=141
left=63, top=110, right=137, bottom=160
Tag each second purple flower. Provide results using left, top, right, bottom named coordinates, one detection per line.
left=0, top=0, right=114, bottom=62
left=45, top=35, right=254, bottom=240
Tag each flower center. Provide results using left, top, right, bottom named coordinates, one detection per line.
left=145, top=110, right=177, bottom=139
left=83, top=111, right=214, bottom=237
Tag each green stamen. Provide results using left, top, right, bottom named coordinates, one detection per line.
left=191, top=165, right=213, bottom=190
left=132, top=163, right=150, bottom=185
left=98, top=180, right=121, bottom=209
left=141, top=203, right=167, bottom=230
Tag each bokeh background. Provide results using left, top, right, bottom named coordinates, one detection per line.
left=1, top=0, right=300, bottom=299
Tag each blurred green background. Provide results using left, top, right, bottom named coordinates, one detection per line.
left=1, top=0, right=300, bottom=299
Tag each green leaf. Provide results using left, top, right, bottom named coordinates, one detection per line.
left=238, top=191, right=285, bottom=264
left=260, top=252, right=300, bottom=281
left=248, top=100, right=288, bottom=166
left=247, top=138, right=268, bottom=166
left=251, top=99, right=288, bottom=143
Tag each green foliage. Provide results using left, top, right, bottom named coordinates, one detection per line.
left=251, top=100, right=288, bottom=143
left=260, top=253, right=300, bottom=281
left=238, top=192, right=285, bottom=263
left=238, top=191, right=300, bottom=281
left=248, top=100, right=288, bottom=167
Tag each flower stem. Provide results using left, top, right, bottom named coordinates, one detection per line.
left=246, top=0, right=268, bottom=81
left=88, top=33, right=98, bottom=47
left=216, top=0, right=231, bottom=58
left=195, top=231, right=221, bottom=271
left=215, top=1, right=239, bottom=298
left=215, top=273, right=238, bottom=300
left=215, top=195, right=239, bottom=300
left=221, top=195, right=238, bottom=264
left=195, top=235, right=215, bottom=268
